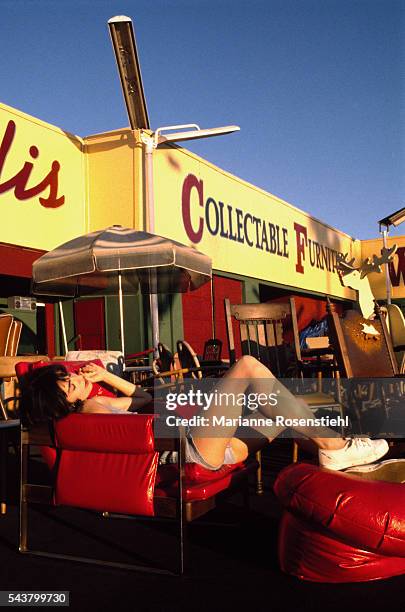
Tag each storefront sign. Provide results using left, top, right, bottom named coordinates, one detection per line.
left=0, top=103, right=85, bottom=250
left=293, top=222, right=340, bottom=275
left=362, top=238, right=405, bottom=300
left=182, top=173, right=289, bottom=257
left=389, top=247, right=405, bottom=288
left=153, top=146, right=359, bottom=299
left=0, top=119, right=64, bottom=208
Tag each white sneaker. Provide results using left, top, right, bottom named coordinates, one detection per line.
left=319, top=438, right=389, bottom=471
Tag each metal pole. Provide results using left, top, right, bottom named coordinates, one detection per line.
left=382, top=228, right=392, bottom=304
left=142, top=134, right=160, bottom=355
left=58, top=301, right=68, bottom=355
left=118, top=272, right=126, bottom=356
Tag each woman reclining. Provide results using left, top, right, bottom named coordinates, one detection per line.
left=22, top=356, right=388, bottom=472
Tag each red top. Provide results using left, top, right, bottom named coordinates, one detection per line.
left=87, top=381, right=116, bottom=399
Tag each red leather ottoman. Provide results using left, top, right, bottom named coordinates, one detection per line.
left=274, top=462, right=405, bottom=582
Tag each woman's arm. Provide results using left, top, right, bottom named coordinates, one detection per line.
left=84, top=394, right=152, bottom=413
left=80, top=362, right=136, bottom=396
left=126, top=387, right=153, bottom=411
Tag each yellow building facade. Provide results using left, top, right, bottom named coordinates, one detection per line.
left=0, top=101, right=403, bottom=354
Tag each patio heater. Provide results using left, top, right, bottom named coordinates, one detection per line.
left=378, top=206, right=405, bottom=304
left=108, top=15, right=150, bottom=355
left=108, top=16, right=239, bottom=353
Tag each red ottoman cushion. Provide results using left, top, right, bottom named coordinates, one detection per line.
left=274, top=462, right=405, bottom=582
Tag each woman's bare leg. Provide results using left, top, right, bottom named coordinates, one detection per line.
left=190, top=355, right=345, bottom=467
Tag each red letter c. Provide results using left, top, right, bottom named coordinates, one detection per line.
left=182, top=174, right=204, bottom=243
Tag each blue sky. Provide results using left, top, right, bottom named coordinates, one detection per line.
left=0, top=0, right=403, bottom=239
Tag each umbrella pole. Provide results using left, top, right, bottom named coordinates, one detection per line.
left=118, top=273, right=126, bottom=357
left=58, top=301, right=68, bottom=355
left=150, top=294, right=159, bottom=356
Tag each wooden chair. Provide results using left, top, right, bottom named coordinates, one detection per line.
left=224, top=299, right=299, bottom=376
left=0, top=314, right=14, bottom=356
left=6, top=320, right=22, bottom=357
left=224, top=298, right=341, bottom=407
left=1, top=320, right=23, bottom=416
left=0, top=315, right=15, bottom=419
left=224, top=298, right=345, bottom=465
left=327, top=301, right=402, bottom=432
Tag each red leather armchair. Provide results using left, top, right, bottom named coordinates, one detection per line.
left=274, top=462, right=405, bottom=582
left=18, top=360, right=257, bottom=574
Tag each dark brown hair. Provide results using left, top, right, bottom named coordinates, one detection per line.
left=20, top=364, right=84, bottom=425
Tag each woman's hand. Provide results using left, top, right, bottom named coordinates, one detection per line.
left=81, top=362, right=137, bottom=398
left=80, top=362, right=106, bottom=383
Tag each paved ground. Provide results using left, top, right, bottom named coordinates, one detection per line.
left=2, top=441, right=405, bottom=612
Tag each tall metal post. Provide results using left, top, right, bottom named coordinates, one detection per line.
left=118, top=272, right=126, bottom=355
left=142, top=134, right=160, bottom=354
left=108, top=17, right=239, bottom=358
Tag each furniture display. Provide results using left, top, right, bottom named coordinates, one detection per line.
left=274, top=462, right=405, bottom=582
left=224, top=298, right=342, bottom=411
left=224, top=297, right=345, bottom=468
left=224, top=298, right=300, bottom=376
left=327, top=302, right=403, bottom=432
left=327, top=302, right=399, bottom=379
